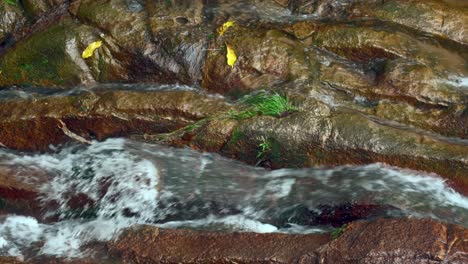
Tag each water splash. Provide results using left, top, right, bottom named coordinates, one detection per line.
left=0, top=138, right=467, bottom=258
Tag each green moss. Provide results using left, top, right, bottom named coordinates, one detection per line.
left=226, top=109, right=257, bottom=120
left=184, top=118, right=208, bottom=132
left=331, top=224, right=348, bottom=240
left=230, top=128, right=244, bottom=142
left=77, top=1, right=120, bottom=25
left=0, top=19, right=81, bottom=87
left=379, top=1, right=425, bottom=20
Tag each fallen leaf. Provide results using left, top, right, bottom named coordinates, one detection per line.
left=217, top=21, right=235, bottom=36
left=82, top=40, right=103, bottom=59
left=226, top=44, right=237, bottom=67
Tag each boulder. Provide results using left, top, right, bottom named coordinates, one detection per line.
left=0, top=89, right=229, bottom=151
left=108, top=225, right=330, bottom=263
left=318, top=218, right=468, bottom=264
left=165, top=97, right=468, bottom=195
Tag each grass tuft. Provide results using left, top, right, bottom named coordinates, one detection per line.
left=226, top=92, right=298, bottom=121
left=256, top=136, right=272, bottom=159
left=3, top=0, right=17, bottom=6
left=245, top=92, right=297, bottom=117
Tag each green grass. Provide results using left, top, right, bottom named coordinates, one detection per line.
left=230, top=128, right=244, bottom=142
left=245, top=92, right=297, bottom=117
left=257, top=136, right=272, bottom=159
left=3, top=0, right=17, bottom=6
left=227, top=92, right=297, bottom=121
left=184, top=120, right=204, bottom=132
left=226, top=109, right=256, bottom=120
left=331, top=224, right=348, bottom=240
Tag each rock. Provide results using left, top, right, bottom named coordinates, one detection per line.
left=108, top=225, right=330, bottom=263
left=318, top=218, right=468, bottom=264
left=75, top=0, right=208, bottom=84
left=0, top=166, right=44, bottom=218
left=0, top=0, right=26, bottom=44
left=366, top=0, right=468, bottom=46
left=288, top=0, right=468, bottom=46
left=170, top=97, right=468, bottom=195
left=202, top=26, right=315, bottom=95
left=0, top=89, right=229, bottom=151
left=304, top=22, right=468, bottom=106
left=278, top=203, right=399, bottom=228
left=21, top=0, right=66, bottom=19
left=0, top=256, right=24, bottom=263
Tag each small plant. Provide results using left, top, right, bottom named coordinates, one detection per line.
left=3, top=0, right=17, bottom=6
left=226, top=109, right=256, bottom=120
left=184, top=120, right=205, bottom=132
left=257, top=136, right=272, bottom=159
left=245, top=92, right=297, bottom=117
left=330, top=224, right=348, bottom=240
left=226, top=92, right=298, bottom=121
left=230, top=128, right=244, bottom=142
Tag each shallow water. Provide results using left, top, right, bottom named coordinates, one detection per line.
left=0, top=138, right=467, bottom=258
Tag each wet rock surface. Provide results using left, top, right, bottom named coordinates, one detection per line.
left=108, top=225, right=331, bottom=264
left=106, top=218, right=467, bottom=264
left=0, top=0, right=467, bottom=263
left=0, top=218, right=465, bottom=263
left=0, top=166, right=43, bottom=218
left=0, top=89, right=228, bottom=151
left=318, top=218, right=468, bottom=264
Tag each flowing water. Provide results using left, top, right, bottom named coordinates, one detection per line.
left=0, top=138, right=467, bottom=258
left=0, top=0, right=467, bottom=261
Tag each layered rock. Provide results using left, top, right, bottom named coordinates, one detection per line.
left=0, top=89, right=228, bottom=151
left=161, top=95, right=468, bottom=195
left=108, top=225, right=331, bottom=263
left=105, top=218, right=467, bottom=264
left=318, top=218, right=468, bottom=264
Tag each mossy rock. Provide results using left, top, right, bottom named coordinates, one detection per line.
left=0, top=18, right=82, bottom=87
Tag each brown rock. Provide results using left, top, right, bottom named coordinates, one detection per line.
left=175, top=99, right=468, bottom=195
left=108, top=226, right=330, bottom=263
left=0, top=166, right=45, bottom=218
left=0, top=90, right=229, bottom=151
left=318, top=218, right=468, bottom=264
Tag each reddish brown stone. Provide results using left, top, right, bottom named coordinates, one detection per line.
left=0, top=166, right=45, bottom=218
left=318, top=218, right=468, bottom=264
left=108, top=226, right=331, bottom=264
left=0, top=90, right=229, bottom=152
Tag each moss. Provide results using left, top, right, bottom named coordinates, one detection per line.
left=0, top=18, right=81, bottom=87
left=230, top=127, right=244, bottom=143
left=331, top=224, right=348, bottom=240
left=184, top=119, right=208, bottom=132
left=77, top=1, right=121, bottom=25
left=379, top=1, right=425, bottom=19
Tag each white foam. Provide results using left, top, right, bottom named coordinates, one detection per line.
left=0, top=216, right=44, bottom=257
left=439, top=76, right=468, bottom=88
left=0, top=139, right=160, bottom=257
left=158, top=215, right=278, bottom=233
left=0, top=140, right=467, bottom=259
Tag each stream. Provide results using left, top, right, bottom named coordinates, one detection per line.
left=0, top=138, right=467, bottom=258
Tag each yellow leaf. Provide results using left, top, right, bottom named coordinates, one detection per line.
left=226, top=44, right=237, bottom=67
left=217, top=21, right=235, bottom=36
left=82, top=40, right=103, bottom=59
